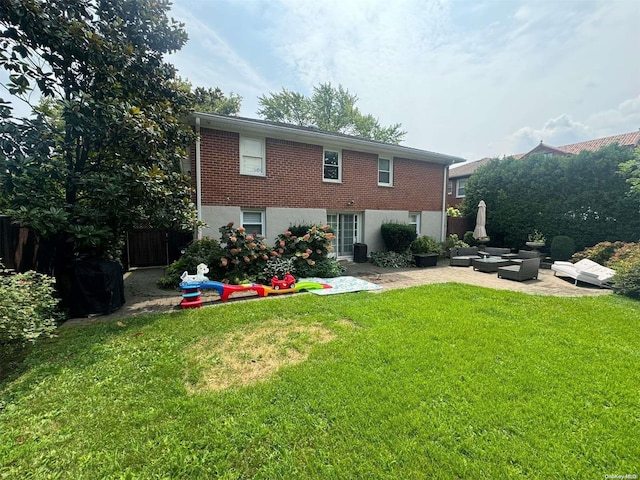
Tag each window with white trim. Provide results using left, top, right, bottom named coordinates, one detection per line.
left=378, top=158, right=393, bottom=186
left=240, top=137, right=265, bottom=176
left=323, top=148, right=341, bottom=182
left=456, top=178, right=467, bottom=198
left=242, top=210, right=264, bottom=236
left=409, top=213, right=420, bottom=235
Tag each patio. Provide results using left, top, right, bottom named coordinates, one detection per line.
left=63, top=259, right=611, bottom=326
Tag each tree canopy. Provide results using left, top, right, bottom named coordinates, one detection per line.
left=619, top=147, right=640, bottom=203
left=257, top=83, right=406, bottom=144
left=0, top=0, right=197, bottom=270
left=176, top=78, right=241, bottom=115
left=460, top=145, right=640, bottom=250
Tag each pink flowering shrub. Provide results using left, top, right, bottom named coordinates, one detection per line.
left=219, top=222, right=272, bottom=283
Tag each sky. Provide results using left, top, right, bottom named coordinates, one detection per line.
left=1, top=0, right=638, bottom=163
left=166, top=0, right=640, bottom=162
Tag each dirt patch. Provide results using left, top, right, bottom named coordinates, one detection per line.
left=185, top=320, right=335, bottom=393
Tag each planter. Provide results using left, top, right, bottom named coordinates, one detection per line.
left=526, top=241, right=545, bottom=250
left=413, top=253, right=438, bottom=267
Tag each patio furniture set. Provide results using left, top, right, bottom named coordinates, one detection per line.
left=450, top=246, right=541, bottom=282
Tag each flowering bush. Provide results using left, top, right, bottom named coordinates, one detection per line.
left=274, top=224, right=335, bottom=271
left=219, top=223, right=273, bottom=283
left=263, top=257, right=296, bottom=280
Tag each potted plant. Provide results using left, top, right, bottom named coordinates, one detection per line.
left=410, top=235, right=443, bottom=267
left=526, top=230, right=546, bottom=249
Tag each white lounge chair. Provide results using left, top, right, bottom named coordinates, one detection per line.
left=551, top=259, right=616, bottom=288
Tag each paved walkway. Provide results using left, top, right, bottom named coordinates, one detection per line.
left=63, top=260, right=611, bottom=326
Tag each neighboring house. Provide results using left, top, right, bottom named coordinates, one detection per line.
left=447, top=131, right=640, bottom=207
left=186, top=113, right=465, bottom=259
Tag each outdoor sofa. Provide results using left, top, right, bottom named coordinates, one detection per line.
left=551, top=259, right=616, bottom=288
left=497, top=257, right=540, bottom=282
left=450, top=246, right=480, bottom=266
left=450, top=246, right=512, bottom=266
left=508, top=250, right=540, bottom=265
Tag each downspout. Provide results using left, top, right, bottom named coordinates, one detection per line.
left=441, top=164, right=449, bottom=242
left=195, top=116, right=202, bottom=239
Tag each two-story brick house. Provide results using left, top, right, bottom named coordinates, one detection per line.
left=186, top=113, right=465, bottom=259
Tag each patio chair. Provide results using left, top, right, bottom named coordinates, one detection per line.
left=508, top=250, right=540, bottom=265
left=551, top=259, right=616, bottom=288
left=483, top=247, right=511, bottom=257
left=497, top=257, right=540, bottom=282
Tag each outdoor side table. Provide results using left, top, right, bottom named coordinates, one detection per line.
left=472, top=257, right=512, bottom=273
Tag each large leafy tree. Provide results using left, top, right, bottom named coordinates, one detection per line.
left=461, top=145, right=640, bottom=250
left=0, top=0, right=197, bottom=273
left=257, top=82, right=406, bottom=144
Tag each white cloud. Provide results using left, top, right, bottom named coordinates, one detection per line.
left=167, top=0, right=639, bottom=160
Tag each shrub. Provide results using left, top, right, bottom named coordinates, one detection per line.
left=263, top=257, right=296, bottom=281
left=157, top=237, right=225, bottom=289
left=274, top=225, right=336, bottom=278
left=0, top=271, right=60, bottom=356
left=443, top=234, right=468, bottom=257
left=463, top=231, right=476, bottom=246
left=294, top=258, right=345, bottom=278
left=572, top=241, right=625, bottom=265
left=370, top=251, right=413, bottom=268
left=380, top=223, right=417, bottom=253
left=219, top=223, right=273, bottom=284
left=410, top=235, right=443, bottom=256
left=550, top=236, right=575, bottom=261
left=607, top=244, right=640, bottom=298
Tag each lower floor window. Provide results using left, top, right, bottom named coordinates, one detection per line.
left=409, top=213, right=420, bottom=235
left=242, top=210, right=264, bottom=236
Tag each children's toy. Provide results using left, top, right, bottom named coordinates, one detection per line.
left=178, top=266, right=331, bottom=308
left=180, top=263, right=209, bottom=283
left=271, top=272, right=296, bottom=290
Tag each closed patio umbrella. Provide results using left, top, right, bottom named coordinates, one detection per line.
left=473, top=200, right=487, bottom=239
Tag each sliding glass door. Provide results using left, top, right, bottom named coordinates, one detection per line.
left=327, top=213, right=360, bottom=259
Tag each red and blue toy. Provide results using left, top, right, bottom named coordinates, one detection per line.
left=179, top=264, right=330, bottom=308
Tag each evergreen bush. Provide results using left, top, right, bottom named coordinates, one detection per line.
left=380, top=223, right=417, bottom=253
left=550, top=236, right=575, bottom=261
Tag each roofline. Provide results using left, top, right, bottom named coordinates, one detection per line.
left=187, top=113, right=466, bottom=166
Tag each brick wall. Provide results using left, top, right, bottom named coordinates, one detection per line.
left=192, top=127, right=445, bottom=212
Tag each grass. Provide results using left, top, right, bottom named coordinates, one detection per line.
left=1, top=283, right=639, bottom=478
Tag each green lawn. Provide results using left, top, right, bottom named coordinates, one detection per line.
left=1, top=284, right=638, bottom=478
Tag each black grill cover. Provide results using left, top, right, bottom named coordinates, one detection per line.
left=70, top=259, right=125, bottom=317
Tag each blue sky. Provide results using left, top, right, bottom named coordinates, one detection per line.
left=167, top=0, right=640, bottom=161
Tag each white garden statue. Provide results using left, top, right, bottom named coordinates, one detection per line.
left=180, top=263, right=210, bottom=283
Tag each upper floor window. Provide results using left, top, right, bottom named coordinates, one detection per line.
left=242, top=210, right=264, bottom=236
left=378, top=158, right=393, bottom=186
left=240, top=137, right=265, bottom=176
left=323, top=148, right=341, bottom=182
left=456, top=178, right=467, bottom=198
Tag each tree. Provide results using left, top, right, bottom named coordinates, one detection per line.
left=460, top=145, right=640, bottom=250
left=619, top=147, right=640, bottom=204
left=177, top=78, right=241, bottom=115
left=257, top=82, right=406, bottom=144
left=0, top=0, right=197, bottom=302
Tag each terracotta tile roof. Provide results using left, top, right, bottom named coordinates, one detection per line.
left=450, top=130, right=640, bottom=178
left=449, top=157, right=492, bottom=178
left=554, top=131, right=640, bottom=155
